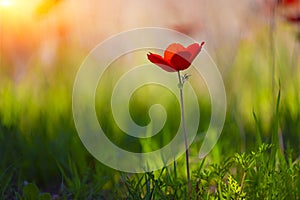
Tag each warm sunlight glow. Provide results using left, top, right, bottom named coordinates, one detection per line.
left=0, top=0, right=14, bottom=7
left=0, top=0, right=44, bottom=12
left=0, top=0, right=45, bottom=19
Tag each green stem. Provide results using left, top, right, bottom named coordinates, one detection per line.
left=177, top=71, right=191, bottom=199
left=237, top=171, right=247, bottom=200
left=269, top=1, right=276, bottom=103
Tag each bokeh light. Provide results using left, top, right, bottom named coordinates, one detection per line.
left=0, top=0, right=14, bottom=7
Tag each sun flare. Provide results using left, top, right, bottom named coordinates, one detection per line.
left=0, top=0, right=14, bottom=7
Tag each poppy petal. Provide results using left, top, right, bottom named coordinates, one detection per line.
left=187, top=42, right=205, bottom=63
left=170, top=51, right=191, bottom=71
left=147, top=53, right=177, bottom=72
left=164, top=43, right=186, bottom=62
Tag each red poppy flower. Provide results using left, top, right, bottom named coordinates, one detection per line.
left=279, top=0, right=299, bottom=6
left=147, top=42, right=205, bottom=72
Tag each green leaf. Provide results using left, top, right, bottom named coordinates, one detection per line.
left=22, top=183, right=39, bottom=200
left=39, top=193, right=52, bottom=200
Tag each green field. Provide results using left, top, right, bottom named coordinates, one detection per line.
left=1, top=14, right=300, bottom=200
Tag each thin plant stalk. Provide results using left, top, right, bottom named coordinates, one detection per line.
left=237, top=171, right=247, bottom=200
left=269, top=1, right=276, bottom=101
left=177, top=71, right=191, bottom=198
left=269, top=2, right=285, bottom=158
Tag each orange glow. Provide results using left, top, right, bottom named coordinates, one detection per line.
left=0, top=0, right=43, bottom=15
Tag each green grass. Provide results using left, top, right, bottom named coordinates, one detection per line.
left=0, top=25, right=300, bottom=199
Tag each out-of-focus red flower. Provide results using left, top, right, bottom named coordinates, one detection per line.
left=147, top=42, right=204, bottom=72
left=279, top=0, right=299, bottom=6
left=278, top=0, right=300, bottom=23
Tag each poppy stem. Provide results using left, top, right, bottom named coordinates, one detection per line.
left=177, top=71, right=192, bottom=198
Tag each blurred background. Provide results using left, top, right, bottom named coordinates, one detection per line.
left=0, top=0, right=299, bottom=198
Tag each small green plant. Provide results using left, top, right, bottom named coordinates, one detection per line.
left=121, top=143, right=299, bottom=199
left=21, top=183, right=51, bottom=200
left=225, top=175, right=246, bottom=199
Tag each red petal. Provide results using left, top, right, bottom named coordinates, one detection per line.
left=147, top=53, right=177, bottom=72
left=187, top=42, right=205, bottom=63
left=164, top=43, right=185, bottom=62
left=170, top=51, right=191, bottom=71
